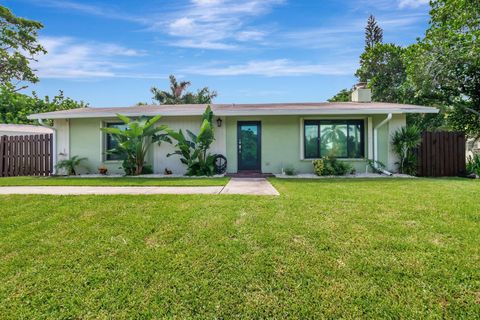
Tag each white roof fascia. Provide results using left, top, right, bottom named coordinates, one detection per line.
left=28, top=107, right=439, bottom=120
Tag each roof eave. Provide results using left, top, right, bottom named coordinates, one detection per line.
left=27, top=108, right=439, bottom=120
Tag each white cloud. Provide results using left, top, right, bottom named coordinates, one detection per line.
left=170, top=40, right=237, bottom=50
left=398, top=0, right=429, bottom=8
left=33, top=37, right=148, bottom=79
left=192, top=0, right=224, bottom=5
left=183, top=59, right=355, bottom=76
left=235, top=30, right=267, bottom=42
left=159, top=0, right=283, bottom=49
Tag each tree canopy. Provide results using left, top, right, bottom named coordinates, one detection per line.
left=0, top=87, right=87, bottom=124
left=151, top=75, right=217, bottom=105
left=0, top=5, right=87, bottom=125
left=0, top=5, right=46, bottom=91
left=406, top=0, right=480, bottom=138
left=327, top=88, right=351, bottom=102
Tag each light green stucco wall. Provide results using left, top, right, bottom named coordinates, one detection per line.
left=225, top=115, right=378, bottom=174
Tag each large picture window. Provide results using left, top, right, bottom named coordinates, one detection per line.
left=105, top=123, right=128, bottom=161
left=304, top=120, right=365, bottom=159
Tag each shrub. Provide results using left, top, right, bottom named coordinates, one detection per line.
left=55, top=155, right=87, bottom=176
left=392, top=126, right=421, bottom=175
left=366, top=159, right=387, bottom=174
left=284, top=167, right=296, bottom=176
left=313, top=159, right=324, bottom=176
left=467, top=154, right=480, bottom=176
left=141, top=165, right=154, bottom=175
left=313, top=157, right=353, bottom=176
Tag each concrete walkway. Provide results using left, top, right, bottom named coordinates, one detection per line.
left=0, top=178, right=279, bottom=196
left=221, top=178, right=279, bottom=196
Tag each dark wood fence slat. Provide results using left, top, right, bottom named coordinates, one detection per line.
left=25, top=135, right=30, bottom=175
left=10, top=136, right=16, bottom=176
left=45, top=134, right=51, bottom=175
left=0, top=136, right=5, bottom=177
left=49, top=134, right=53, bottom=174
left=19, top=136, right=25, bottom=176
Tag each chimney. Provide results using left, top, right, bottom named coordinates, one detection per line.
left=351, top=82, right=371, bottom=103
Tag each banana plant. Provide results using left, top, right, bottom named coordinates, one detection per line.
left=167, top=105, right=216, bottom=176
left=101, top=114, right=171, bottom=175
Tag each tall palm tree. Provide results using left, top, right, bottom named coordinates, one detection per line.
left=151, top=74, right=217, bottom=105
left=151, top=75, right=191, bottom=104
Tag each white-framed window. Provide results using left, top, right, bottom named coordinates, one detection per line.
left=303, top=119, right=365, bottom=159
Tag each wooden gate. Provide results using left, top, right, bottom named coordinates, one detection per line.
left=0, top=134, right=53, bottom=177
left=417, top=132, right=466, bottom=177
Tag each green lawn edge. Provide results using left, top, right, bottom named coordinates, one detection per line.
left=0, top=176, right=230, bottom=186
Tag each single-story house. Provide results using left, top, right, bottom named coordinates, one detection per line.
left=0, top=124, right=53, bottom=136
left=27, top=86, right=438, bottom=175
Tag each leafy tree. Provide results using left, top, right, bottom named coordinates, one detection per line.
left=328, top=88, right=352, bottom=102
left=151, top=75, right=217, bottom=104
left=167, top=106, right=217, bottom=176
left=0, top=86, right=88, bottom=124
left=101, top=114, right=171, bottom=175
left=405, top=0, right=480, bottom=139
left=0, top=5, right=46, bottom=91
left=356, top=43, right=407, bottom=102
left=365, top=15, right=383, bottom=49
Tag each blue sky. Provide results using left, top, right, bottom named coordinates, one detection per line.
left=4, top=0, right=430, bottom=107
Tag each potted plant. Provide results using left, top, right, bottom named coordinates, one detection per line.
left=98, top=165, right=108, bottom=175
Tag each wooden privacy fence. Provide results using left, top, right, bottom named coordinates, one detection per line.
left=0, top=134, right=53, bottom=177
left=417, top=131, right=466, bottom=177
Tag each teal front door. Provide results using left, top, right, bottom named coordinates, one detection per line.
left=237, top=121, right=261, bottom=171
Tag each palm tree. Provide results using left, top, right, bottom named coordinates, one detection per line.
left=151, top=75, right=217, bottom=105
left=391, top=126, right=421, bottom=174
left=55, top=155, right=87, bottom=175
left=151, top=75, right=191, bottom=104
left=101, top=114, right=171, bottom=175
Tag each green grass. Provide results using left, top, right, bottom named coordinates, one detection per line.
left=1, top=178, right=479, bottom=318
left=0, top=176, right=229, bottom=186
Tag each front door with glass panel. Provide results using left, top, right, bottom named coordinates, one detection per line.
left=237, top=121, right=261, bottom=171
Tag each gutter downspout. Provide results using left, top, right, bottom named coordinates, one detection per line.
left=38, top=119, right=57, bottom=175
left=373, top=113, right=393, bottom=176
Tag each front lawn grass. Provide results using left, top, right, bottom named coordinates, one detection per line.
left=1, top=178, right=479, bottom=318
left=0, top=176, right=229, bottom=186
